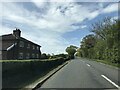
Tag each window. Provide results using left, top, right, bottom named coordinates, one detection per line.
left=19, top=41, right=24, bottom=47
left=32, top=45, right=35, bottom=50
left=19, top=53, right=23, bottom=59
left=36, top=54, right=39, bottom=58
left=32, top=54, right=35, bottom=58
left=26, top=53, right=30, bottom=59
left=37, top=46, right=39, bottom=50
left=27, top=44, right=30, bottom=49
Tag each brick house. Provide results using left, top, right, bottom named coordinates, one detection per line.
left=0, top=29, right=41, bottom=60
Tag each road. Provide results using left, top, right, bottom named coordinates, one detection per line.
left=39, top=58, right=119, bottom=89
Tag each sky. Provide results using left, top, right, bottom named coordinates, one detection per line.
left=0, top=0, right=119, bottom=54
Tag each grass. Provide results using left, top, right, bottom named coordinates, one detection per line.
left=79, top=58, right=120, bottom=68
left=96, top=59, right=120, bottom=68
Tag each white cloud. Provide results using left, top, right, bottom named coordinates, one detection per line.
left=88, top=10, right=100, bottom=20
left=31, top=0, right=48, bottom=8
left=0, top=25, right=13, bottom=35
left=1, top=2, right=118, bottom=54
left=98, top=3, right=104, bottom=8
left=1, top=0, right=119, bottom=3
left=81, top=25, right=87, bottom=29
left=102, top=3, right=118, bottom=13
left=1, top=2, right=100, bottom=33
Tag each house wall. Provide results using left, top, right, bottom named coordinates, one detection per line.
left=2, top=39, right=18, bottom=60
left=1, top=33, right=41, bottom=60
left=17, top=39, right=41, bottom=59
left=7, top=46, right=18, bottom=60
left=1, top=51, right=7, bottom=60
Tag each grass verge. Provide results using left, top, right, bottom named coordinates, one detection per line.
left=96, top=59, right=120, bottom=68
left=79, top=58, right=120, bottom=68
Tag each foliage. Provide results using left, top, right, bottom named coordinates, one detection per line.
left=79, top=34, right=96, bottom=58
left=49, top=53, right=69, bottom=60
left=41, top=53, right=48, bottom=59
left=2, top=58, right=68, bottom=88
left=77, top=17, right=120, bottom=64
left=65, top=45, right=77, bottom=59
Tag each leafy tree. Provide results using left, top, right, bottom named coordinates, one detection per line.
left=93, top=39, right=106, bottom=59
left=66, top=45, right=77, bottom=59
left=79, top=34, right=96, bottom=58
left=81, top=34, right=96, bottom=49
left=75, top=48, right=82, bottom=57
left=91, top=17, right=119, bottom=63
left=78, top=17, right=119, bottom=63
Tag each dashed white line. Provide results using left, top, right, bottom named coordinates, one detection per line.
left=86, top=64, right=91, bottom=67
left=101, top=75, right=120, bottom=89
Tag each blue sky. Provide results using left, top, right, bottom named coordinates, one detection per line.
left=0, top=0, right=119, bottom=54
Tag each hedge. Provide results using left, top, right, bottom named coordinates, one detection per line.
left=2, top=57, right=68, bottom=89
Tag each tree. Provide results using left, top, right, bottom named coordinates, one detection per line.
left=47, top=54, right=51, bottom=59
left=81, top=34, right=96, bottom=49
left=66, top=45, right=77, bottom=59
left=79, top=17, right=120, bottom=63
left=91, top=17, right=119, bottom=63
left=79, top=34, right=96, bottom=58
left=75, top=48, right=82, bottom=57
left=41, top=53, right=48, bottom=59
left=91, top=17, right=113, bottom=40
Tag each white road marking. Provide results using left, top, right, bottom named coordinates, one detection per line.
left=101, top=75, right=120, bottom=89
left=86, top=64, right=91, bottom=67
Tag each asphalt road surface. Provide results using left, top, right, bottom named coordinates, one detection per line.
left=39, top=58, right=119, bottom=89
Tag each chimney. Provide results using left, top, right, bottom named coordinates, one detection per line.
left=13, top=28, right=21, bottom=38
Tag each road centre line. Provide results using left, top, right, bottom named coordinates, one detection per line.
left=86, top=64, right=91, bottom=67
left=101, top=75, right=120, bottom=89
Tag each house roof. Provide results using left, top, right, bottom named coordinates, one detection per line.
left=0, top=34, right=16, bottom=50
left=1, top=34, right=16, bottom=40
left=0, top=31, right=41, bottom=50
